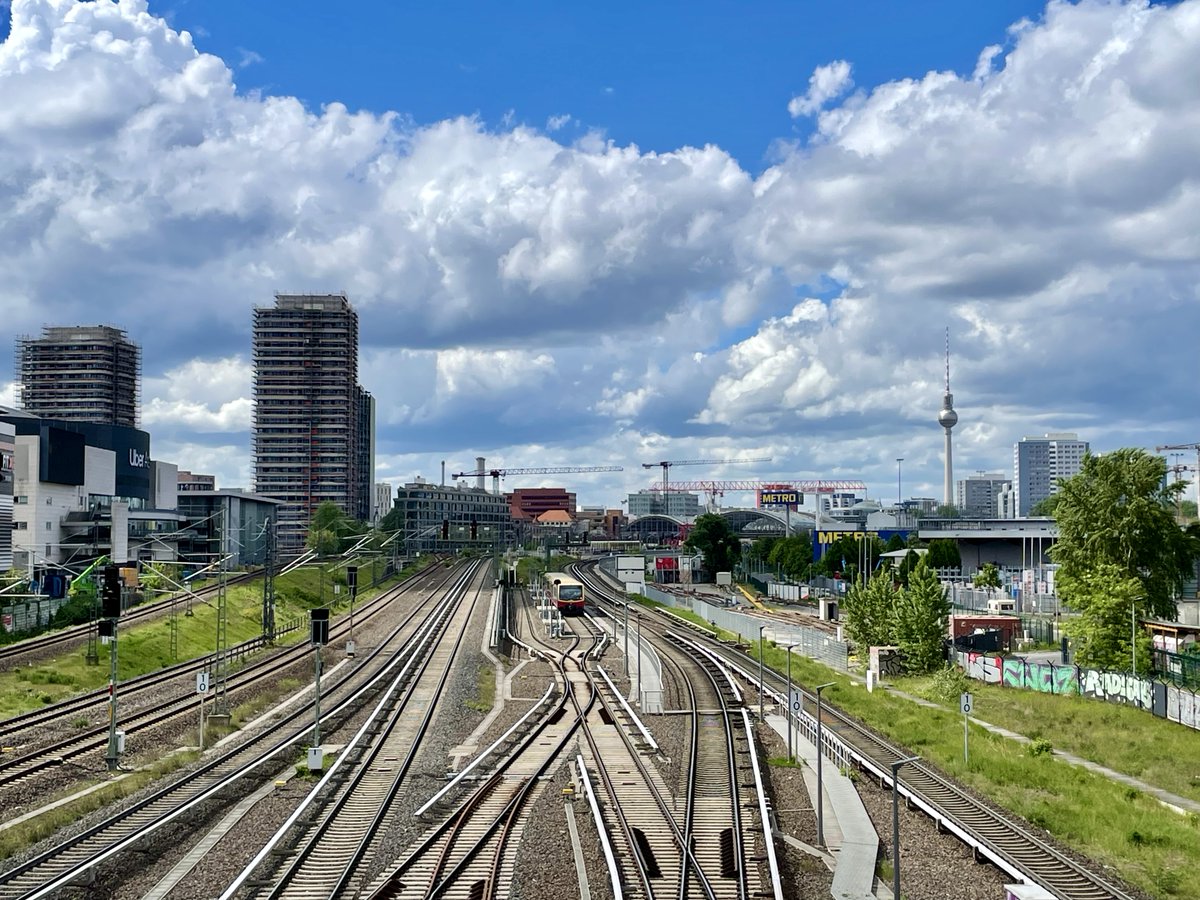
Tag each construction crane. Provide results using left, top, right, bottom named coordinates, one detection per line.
left=1156, top=443, right=1200, bottom=508
left=649, top=479, right=867, bottom=511
left=451, top=465, right=624, bottom=495
left=640, top=457, right=772, bottom=496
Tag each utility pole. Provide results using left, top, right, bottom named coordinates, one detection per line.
left=213, top=506, right=230, bottom=716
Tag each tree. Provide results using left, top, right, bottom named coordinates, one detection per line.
left=1029, top=495, right=1061, bottom=517
left=308, top=501, right=351, bottom=556
left=934, top=504, right=960, bottom=518
left=892, top=560, right=951, bottom=674
left=1181, top=500, right=1198, bottom=522
left=973, top=562, right=1002, bottom=593
left=1060, top=563, right=1151, bottom=673
left=925, top=539, right=961, bottom=571
left=842, top=575, right=899, bottom=649
left=896, top=549, right=921, bottom=587
left=884, top=533, right=906, bottom=553
left=1052, top=449, right=1200, bottom=621
left=814, top=533, right=883, bottom=581
left=683, top=513, right=741, bottom=575
left=767, top=534, right=812, bottom=581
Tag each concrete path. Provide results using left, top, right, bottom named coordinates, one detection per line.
left=884, top=686, right=1200, bottom=816
left=765, top=714, right=878, bottom=900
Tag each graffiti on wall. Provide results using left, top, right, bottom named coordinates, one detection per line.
left=1080, top=669, right=1152, bottom=709
left=1000, top=658, right=1079, bottom=694
left=965, top=653, right=1002, bottom=683
left=960, top=650, right=1200, bottom=733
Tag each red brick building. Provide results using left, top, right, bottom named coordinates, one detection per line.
left=507, top=487, right=576, bottom=521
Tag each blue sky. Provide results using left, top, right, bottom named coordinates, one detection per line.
left=1, top=0, right=1198, bottom=509
left=159, top=0, right=1043, bottom=170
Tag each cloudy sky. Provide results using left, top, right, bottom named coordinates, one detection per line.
left=1, top=0, right=1198, bottom=510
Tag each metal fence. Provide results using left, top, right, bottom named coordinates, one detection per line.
left=641, top=583, right=850, bottom=672
left=1153, top=648, right=1200, bottom=689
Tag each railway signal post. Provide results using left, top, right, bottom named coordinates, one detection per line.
left=310, top=608, right=330, bottom=770
left=101, top=565, right=123, bottom=771
left=961, top=692, right=973, bottom=764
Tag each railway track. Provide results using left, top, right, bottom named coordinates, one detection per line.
left=360, top=585, right=587, bottom=900
left=579, top=561, right=1139, bottom=900
left=0, top=562, right=450, bottom=795
left=0, top=562, right=476, bottom=900
left=0, top=571, right=260, bottom=669
left=229, top=562, right=491, bottom=899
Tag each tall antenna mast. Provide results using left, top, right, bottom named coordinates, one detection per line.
left=945, top=327, right=951, bottom=392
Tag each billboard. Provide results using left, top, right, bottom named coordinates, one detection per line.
left=758, top=489, right=802, bottom=508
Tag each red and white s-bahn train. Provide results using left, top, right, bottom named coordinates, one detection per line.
left=543, top=571, right=585, bottom=615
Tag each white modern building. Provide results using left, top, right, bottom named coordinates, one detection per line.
left=374, top=482, right=393, bottom=525
left=1014, top=433, right=1089, bottom=516
left=1, top=408, right=186, bottom=571
left=627, top=490, right=699, bottom=518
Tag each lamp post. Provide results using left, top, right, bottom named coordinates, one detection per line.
left=896, top=458, right=904, bottom=507
left=890, top=754, right=921, bottom=900
left=757, top=624, right=767, bottom=721
left=624, top=600, right=630, bottom=677
left=814, top=682, right=835, bottom=847
left=785, top=643, right=799, bottom=760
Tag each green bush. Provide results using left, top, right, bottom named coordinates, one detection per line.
left=1028, top=737, right=1054, bottom=756
left=924, top=664, right=970, bottom=703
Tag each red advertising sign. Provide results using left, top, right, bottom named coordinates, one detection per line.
left=655, top=556, right=679, bottom=570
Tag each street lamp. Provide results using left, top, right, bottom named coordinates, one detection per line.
left=890, top=754, right=921, bottom=900
left=785, top=643, right=799, bottom=760
left=814, top=682, right=835, bottom=846
left=896, top=458, right=904, bottom=507
left=758, top=624, right=767, bottom=721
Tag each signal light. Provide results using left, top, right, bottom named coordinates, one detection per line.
left=101, top=565, right=122, bottom=618
left=441, top=519, right=449, bottom=540
left=471, top=518, right=478, bottom=540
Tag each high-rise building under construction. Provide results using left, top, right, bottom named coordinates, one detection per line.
left=252, top=294, right=374, bottom=551
left=16, top=325, right=141, bottom=427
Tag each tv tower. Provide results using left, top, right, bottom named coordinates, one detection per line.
left=937, top=329, right=958, bottom=506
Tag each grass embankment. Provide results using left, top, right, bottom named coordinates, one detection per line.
left=0, top=563, right=409, bottom=719
left=742, top=639, right=1200, bottom=899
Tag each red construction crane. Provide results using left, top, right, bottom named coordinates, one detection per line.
left=640, top=457, right=772, bottom=495
left=451, top=465, right=624, bottom=495
left=648, top=479, right=866, bottom=492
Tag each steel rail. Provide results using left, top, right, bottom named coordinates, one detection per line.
left=584, top=562, right=1139, bottom=900
left=0, top=561, right=448, bottom=792
left=250, top=563, right=488, bottom=900
left=0, top=563, right=474, bottom=900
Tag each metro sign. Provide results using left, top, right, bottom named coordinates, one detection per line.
left=759, top=489, right=801, bottom=507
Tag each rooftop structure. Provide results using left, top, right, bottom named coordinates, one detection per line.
left=16, top=325, right=141, bottom=427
